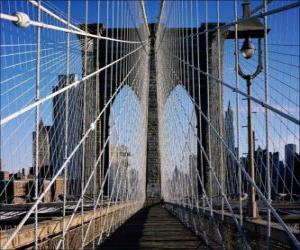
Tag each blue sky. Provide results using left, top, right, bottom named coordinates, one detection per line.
left=144, top=1, right=161, bottom=23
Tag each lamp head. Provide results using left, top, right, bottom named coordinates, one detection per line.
left=241, top=37, right=255, bottom=59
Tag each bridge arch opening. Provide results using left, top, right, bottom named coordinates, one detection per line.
left=108, top=85, right=146, bottom=203
left=159, top=85, right=198, bottom=203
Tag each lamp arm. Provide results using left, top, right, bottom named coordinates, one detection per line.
left=238, top=57, right=263, bottom=81
left=238, top=64, right=249, bottom=80
left=251, top=63, right=263, bottom=80
left=252, top=39, right=263, bottom=79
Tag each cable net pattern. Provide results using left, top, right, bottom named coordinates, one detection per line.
left=0, top=0, right=300, bottom=249
left=156, top=0, right=300, bottom=249
left=0, top=0, right=149, bottom=248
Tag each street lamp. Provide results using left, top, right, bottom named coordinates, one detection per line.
left=238, top=38, right=262, bottom=219
left=240, top=37, right=255, bottom=59
left=226, top=0, right=269, bottom=219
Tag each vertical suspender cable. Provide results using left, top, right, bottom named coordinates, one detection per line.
left=234, top=0, right=243, bottom=227
left=35, top=1, right=41, bottom=249
left=205, top=0, right=213, bottom=218
left=190, top=0, right=197, bottom=209
left=62, top=0, right=70, bottom=248
left=92, top=1, right=101, bottom=248
left=103, top=0, right=109, bottom=203
left=263, top=0, right=271, bottom=244
left=216, top=0, right=225, bottom=220
left=195, top=0, right=205, bottom=212
left=81, top=0, right=88, bottom=248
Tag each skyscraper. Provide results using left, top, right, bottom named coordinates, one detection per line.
left=108, top=145, right=130, bottom=200
left=285, top=144, right=296, bottom=170
left=225, top=101, right=235, bottom=153
left=32, top=120, right=51, bottom=172
left=189, top=154, right=198, bottom=199
left=293, top=153, right=300, bottom=196
left=284, top=144, right=296, bottom=195
left=51, top=74, right=82, bottom=181
left=224, top=102, right=236, bottom=194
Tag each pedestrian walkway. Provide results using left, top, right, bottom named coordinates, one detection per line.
left=98, top=205, right=208, bottom=249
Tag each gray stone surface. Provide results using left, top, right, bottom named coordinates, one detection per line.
left=146, top=39, right=161, bottom=199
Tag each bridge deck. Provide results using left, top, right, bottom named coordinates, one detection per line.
left=98, top=205, right=208, bottom=249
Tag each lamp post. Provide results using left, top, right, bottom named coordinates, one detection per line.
left=238, top=37, right=262, bottom=219
left=238, top=0, right=264, bottom=219
left=226, top=0, right=269, bottom=218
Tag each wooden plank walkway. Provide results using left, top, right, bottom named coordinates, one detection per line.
left=98, top=205, right=209, bottom=249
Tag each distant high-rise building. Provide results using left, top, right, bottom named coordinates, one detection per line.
left=270, top=151, right=280, bottom=199
left=189, top=154, right=198, bottom=199
left=293, top=153, right=300, bottom=196
left=254, top=146, right=266, bottom=194
left=277, top=160, right=285, bottom=196
left=225, top=102, right=235, bottom=153
left=108, top=145, right=130, bottom=200
left=51, top=74, right=82, bottom=181
left=224, top=102, right=237, bottom=194
left=128, top=168, right=139, bottom=200
left=0, top=171, right=9, bottom=181
left=254, top=146, right=281, bottom=197
left=32, top=120, right=51, bottom=171
left=285, top=144, right=296, bottom=170
left=170, top=166, right=180, bottom=201
left=284, top=144, right=296, bottom=195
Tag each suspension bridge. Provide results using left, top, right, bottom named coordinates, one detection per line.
left=0, top=0, right=300, bottom=249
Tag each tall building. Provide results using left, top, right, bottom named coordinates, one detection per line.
left=225, top=102, right=235, bottom=152
left=254, top=146, right=279, bottom=197
left=285, top=144, right=296, bottom=170
left=0, top=158, right=9, bottom=181
left=277, top=160, right=285, bottom=196
left=189, top=154, right=198, bottom=199
left=254, top=146, right=266, bottom=195
left=32, top=120, right=51, bottom=171
left=270, top=151, right=280, bottom=199
left=293, top=153, right=300, bottom=196
left=51, top=74, right=82, bottom=182
left=170, top=166, right=180, bottom=201
left=128, top=168, right=139, bottom=200
left=224, top=102, right=237, bottom=195
left=284, top=144, right=296, bottom=195
left=108, top=145, right=130, bottom=200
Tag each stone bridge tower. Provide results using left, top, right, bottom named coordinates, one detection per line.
left=146, top=24, right=161, bottom=203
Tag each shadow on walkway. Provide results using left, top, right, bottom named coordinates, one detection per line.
left=97, top=205, right=208, bottom=250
